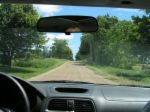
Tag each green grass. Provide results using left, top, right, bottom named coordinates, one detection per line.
left=86, top=64, right=150, bottom=86
left=0, top=58, right=66, bottom=79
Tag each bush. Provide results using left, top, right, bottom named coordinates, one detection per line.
left=142, top=64, right=150, bottom=74
left=25, top=52, right=43, bottom=61
left=111, top=52, right=137, bottom=69
left=13, top=58, right=59, bottom=68
left=132, top=65, right=142, bottom=71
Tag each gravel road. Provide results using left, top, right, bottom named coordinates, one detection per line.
left=29, top=61, right=116, bottom=84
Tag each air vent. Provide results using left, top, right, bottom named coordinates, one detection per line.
left=48, top=98, right=95, bottom=112
left=48, top=99, right=68, bottom=111
left=74, top=100, right=94, bottom=112
left=55, top=87, right=88, bottom=93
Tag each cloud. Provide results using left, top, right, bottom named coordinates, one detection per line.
left=46, top=33, right=74, bottom=40
left=34, top=5, right=61, bottom=16
left=113, top=8, right=140, bottom=13
left=45, top=33, right=74, bottom=47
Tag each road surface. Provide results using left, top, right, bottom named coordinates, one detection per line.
left=29, top=61, right=116, bottom=84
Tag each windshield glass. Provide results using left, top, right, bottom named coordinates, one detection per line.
left=0, top=4, right=150, bottom=87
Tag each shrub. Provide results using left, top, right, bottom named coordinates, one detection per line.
left=142, top=64, right=150, bottom=74
left=13, top=58, right=59, bottom=68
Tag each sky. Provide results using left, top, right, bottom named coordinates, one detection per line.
left=33, top=5, right=145, bottom=58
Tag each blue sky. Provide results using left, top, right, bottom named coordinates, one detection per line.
left=34, top=5, right=145, bottom=58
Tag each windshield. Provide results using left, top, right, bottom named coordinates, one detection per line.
left=0, top=4, right=150, bottom=87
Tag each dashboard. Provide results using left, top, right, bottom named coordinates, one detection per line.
left=12, top=77, right=150, bottom=112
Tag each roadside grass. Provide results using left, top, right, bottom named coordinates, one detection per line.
left=86, top=63, right=150, bottom=86
left=0, top=58, right=66, bottom=79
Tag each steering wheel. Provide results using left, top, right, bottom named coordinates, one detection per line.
left=142, top=101, right=150, bottom=112
left=0, top=72, right=30, bottom=112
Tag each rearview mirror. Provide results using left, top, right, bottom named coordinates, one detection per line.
left=37, top=16, right=98, bottom=34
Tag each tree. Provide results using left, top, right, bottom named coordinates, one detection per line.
left=145, top=9, right=150, bottom=16
left=77, top=15, right=140, bottom=69
left=0, top=4, right=46, bottom=67
left=76, top=33, right=91, bottom=60
left=105, top=21, right=139, bottom=68
left=132, top=16, right=150, bottom=44
left=51, top=39, right=73, bottom=60
left=131, top=10, right=150, bottom=64
left=77, top=15, right=118, bottom=64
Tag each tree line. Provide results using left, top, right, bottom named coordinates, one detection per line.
left=0, top=4, right=73, bottom=67
left=76, top=10, right=150, bottom=69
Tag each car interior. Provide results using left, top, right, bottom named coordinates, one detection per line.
left=0, top=0, right=150, bottom=112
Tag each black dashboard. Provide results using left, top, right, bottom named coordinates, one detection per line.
left=14, top=77, right=150, bottom=112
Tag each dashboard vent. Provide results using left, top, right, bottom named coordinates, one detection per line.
left=55, top=87, right=88, bottom=93
left=48, top=99, right=68, bottom=111
left=48, top=98, right=95, bottom=112
left=74, top=99, right=94, bottom=112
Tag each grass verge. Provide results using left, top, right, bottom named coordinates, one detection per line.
left=0, top=58, right=66, bottom=79
left=86, top=64, right=150, bottom=86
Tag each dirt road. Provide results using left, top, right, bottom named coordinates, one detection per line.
left=29, top=61, right=116, bottom=84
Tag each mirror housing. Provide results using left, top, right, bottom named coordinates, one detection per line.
left=37, top=16, right=98, bottom=35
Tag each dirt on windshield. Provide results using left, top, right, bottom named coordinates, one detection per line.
left=29, top=61, right=116, bottom=84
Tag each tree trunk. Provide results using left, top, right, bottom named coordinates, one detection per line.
left=1, top=52, right=12, bottom=67
left=90, top=39, right=95, bottom=62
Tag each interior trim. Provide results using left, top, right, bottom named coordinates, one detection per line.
left=0, top=0, right=150, bottom=9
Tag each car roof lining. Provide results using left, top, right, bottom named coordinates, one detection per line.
left=0, top=0, right=150, bottom=9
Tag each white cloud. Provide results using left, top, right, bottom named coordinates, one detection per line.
left=113, top=8, right=140, bottom=13
left=46, top=33, right=74, bottom=40
left=34, top=5, right=61, bottom=16
left=45, top=33, right=74, bottom=47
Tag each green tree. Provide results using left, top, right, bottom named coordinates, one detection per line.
left=106, top=21, right=139, bottom=68
left=76, top=33, right=91, bottom=60
left=77, top=15, right=118, bottom=64
left=51, top=39, right=73, bottom=60
left=0, top=4, right=46, bottom=67
left=77, top=15, right=140, bottom=69
left=145, top=9, right=150, bottom=16
left=131, top=10, right=150, bottom=64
